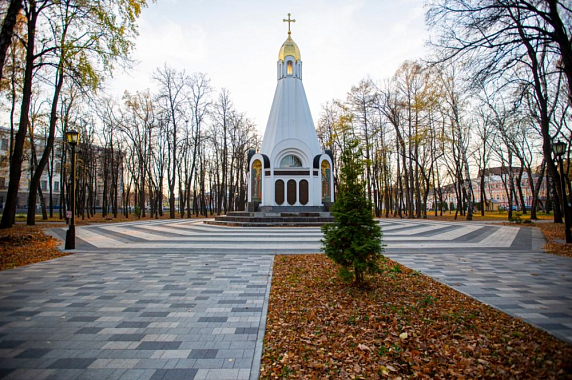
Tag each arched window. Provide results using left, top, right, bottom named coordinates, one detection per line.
left=275, top=180, right=284, bottom=205
left=287, top=180, right=297, bottom=205
left=251, top=159, right=262, bottom=201
left=299, top=180, right=309, bottom=205
left=321, top=160, right=331, bottom=202
left=287, top=61, right=293, bottom=75
left=280, top=154, right=302, bottom=168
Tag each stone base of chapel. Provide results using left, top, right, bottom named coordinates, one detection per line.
left=205, top=205, right=334, bottom=227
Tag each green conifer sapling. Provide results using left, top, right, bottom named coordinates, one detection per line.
left=321, top=139, right=383, bottom=286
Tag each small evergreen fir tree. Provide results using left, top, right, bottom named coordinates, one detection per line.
left=321, top=139, right=383, bottom=286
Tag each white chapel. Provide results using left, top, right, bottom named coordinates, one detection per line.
left=247, top=14, right=334, bottom=210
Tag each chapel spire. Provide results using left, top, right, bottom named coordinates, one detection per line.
left=278, top=13, right=301, bottom=62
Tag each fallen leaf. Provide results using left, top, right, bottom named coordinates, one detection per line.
left=358, top=343, right=371, bottom=351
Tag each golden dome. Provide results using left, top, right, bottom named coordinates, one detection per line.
left=278, top=35, right=301, bottom=61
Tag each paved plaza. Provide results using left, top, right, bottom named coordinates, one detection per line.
left=0, top=218, right=570, bottom=379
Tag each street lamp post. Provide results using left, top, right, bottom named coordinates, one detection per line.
left=552, top=140, right=571, bottom=243
left=65, top=130, right=79, bottom=250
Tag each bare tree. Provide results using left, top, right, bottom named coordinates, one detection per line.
left=154, top=65, right=190, bottom=218
left=427, top=0, right=572, bottom=222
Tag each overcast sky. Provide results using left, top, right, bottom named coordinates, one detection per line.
left=106, top=0, right=429, bottom=136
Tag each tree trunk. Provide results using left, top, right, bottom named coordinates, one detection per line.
left=0, top=0, right=23, bottom=80
left=0, top=2, right=37, bottom=229
left=547, top=0, right=572, bottom=106
left=27, top=63, right=64, bottom=225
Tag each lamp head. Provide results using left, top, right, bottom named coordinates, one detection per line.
left=552, top=140, right=566, bottom=157
left=66, top=130, right=79, bottom=146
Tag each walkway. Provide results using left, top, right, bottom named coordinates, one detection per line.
left=0, top=219, right=569, bottom=379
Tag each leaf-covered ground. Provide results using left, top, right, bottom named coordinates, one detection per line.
left=535, top=222, right=572, bottom=258
left=0, top=225, right=72, bottom=270
left=261, top=254, right=572, bottom=379
left=425, top=211, right=553, bottom=221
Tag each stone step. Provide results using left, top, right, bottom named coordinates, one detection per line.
left=214, top=216, right=334, bottom=223
left=210, top=209, right=335, bottom=227
left=259, top=206, right=324, bottom=213
left=225, top=211, right=252, bottom=217
left=205, top=220, right=331, bottom=227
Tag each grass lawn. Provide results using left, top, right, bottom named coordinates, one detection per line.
left=261, top=255, right=572, bottom=379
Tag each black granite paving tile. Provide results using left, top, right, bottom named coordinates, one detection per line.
left=76, top=327, right=103, bottom=334
left=231, top=307, right=262, bottom=312
left=45, top=299, right=65, bottom=303
left=0, top=369, right=14, bottom=378
left=136, top=342, right=165, bottom=350
left=519, top=300, right=541, bottom=304
left=169, top=303, right=196, bottom=309
left=15, top=349, right=50, bottom=359
left=108, top=334, right=146, bottom=342
left=123, top=307, right=144, bottom=313
left=197, top=317, right=228, bottom=323
left=68, top=316, right=99, bottom=322
left=150, top=368, right=197, bottom=380
left=140, top=312, right=169, bottom=318
left=97, top=296, right=116, bottom=300
left=15, top=289, right=45, bottom=294
left=541, top=312, right=571, bottom=318
left=67, top=303, right=89, bottom=308
left=187, top=349, right=218, bottom=359
left=536, top=323, right=569, bottom=330
left=162, top=286, right=186, bottom=291
left=48, top=358, right=96, bottom=369
left=8, top=311, right=40, bottom=317
left=117, top=322, right=151, bottom=328
left=0, top=341, right=24, bottom=349
left=162, top=342, right=182, bottom=350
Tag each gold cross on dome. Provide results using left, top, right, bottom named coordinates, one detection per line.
left=283, top=13, right=296, bottom=35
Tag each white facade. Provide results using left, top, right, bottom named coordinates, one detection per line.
left=248, top=32, right=334, bottom=208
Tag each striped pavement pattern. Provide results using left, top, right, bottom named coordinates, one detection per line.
left=51, top=218, right=533, bottom=255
